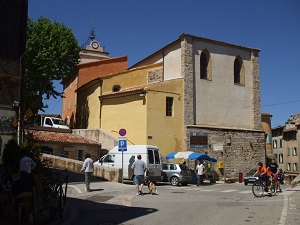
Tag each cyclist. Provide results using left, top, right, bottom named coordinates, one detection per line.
left=253, top=162, right=271, bottom=193
left=268, top=158, right=281, bottom=192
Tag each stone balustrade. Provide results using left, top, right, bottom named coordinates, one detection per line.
left=41, top=154, right=122, bottom=183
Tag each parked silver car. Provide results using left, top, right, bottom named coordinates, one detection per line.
left=243, top=169, right=259, bottom=185
left=162, top=162, right=192, bottom=186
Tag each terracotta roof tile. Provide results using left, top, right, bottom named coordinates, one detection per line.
left=30, top=130, right=101, bottom=146
left=100, top=85, right=146, bottom=98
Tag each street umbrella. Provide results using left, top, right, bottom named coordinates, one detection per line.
left=166, top=151, right=217, bottom=162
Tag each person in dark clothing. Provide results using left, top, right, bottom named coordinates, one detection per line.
left=10, top=171, right=34, bottom=198
left=1, top=167, right=14, bottom=190
left=268, top=158, right=281, bottom=192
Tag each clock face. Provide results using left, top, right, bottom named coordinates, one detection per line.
left=91, top=41, right=99, bottom=49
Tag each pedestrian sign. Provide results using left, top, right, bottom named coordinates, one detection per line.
left=118, top=137, right=127, bottom=151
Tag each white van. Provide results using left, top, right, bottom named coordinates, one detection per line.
left=94, top=145, right=162, bottom=182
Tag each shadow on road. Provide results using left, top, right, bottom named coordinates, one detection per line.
left=49, top=196, right=158, bottom=225
left=50, top=168, right=104, bottom=183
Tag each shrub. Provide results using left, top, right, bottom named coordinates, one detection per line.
left=1, top=139, right=21, bottom=173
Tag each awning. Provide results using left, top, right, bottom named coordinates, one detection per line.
left=166, top=151, right=217, bottom=162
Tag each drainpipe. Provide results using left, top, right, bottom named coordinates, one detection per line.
left=99, top=79, right=103, bottom=128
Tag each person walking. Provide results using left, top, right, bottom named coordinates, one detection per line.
left=196, top=160, right=205, bottom=186
left=80, top=153, right=94, bottom=192
left=131, top=154, right=147, bottom=196
left=19, top=149, right=36, bottom=175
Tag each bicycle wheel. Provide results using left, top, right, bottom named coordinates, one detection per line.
left=269, top=181, right=277, bottom=196
left=252, top=181, right=264, bottom=197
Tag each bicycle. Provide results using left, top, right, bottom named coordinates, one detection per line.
left=252, top=175, right=277, bottom=197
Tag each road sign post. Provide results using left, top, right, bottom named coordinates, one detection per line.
left=118, top=137, right=127, bottom=183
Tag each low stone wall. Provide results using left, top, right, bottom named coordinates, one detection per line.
left=42, top=154, right=122, bottom=183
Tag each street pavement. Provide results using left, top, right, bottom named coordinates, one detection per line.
left=47, top=169, right=300, bottom=225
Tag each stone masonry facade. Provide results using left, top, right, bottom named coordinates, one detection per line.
left=187, top=126, right=265, bottom=180
left=147, top=67, right=163, bottom=84
left=180, top=34, right=265, bottom=179
left=250, top=50, right=263, bottom=130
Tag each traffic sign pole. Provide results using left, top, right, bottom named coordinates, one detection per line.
left=118, top=136, right=127, bottom=183
left=122, top=150, right=124, bottom=183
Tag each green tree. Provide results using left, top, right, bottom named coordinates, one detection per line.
left=25, top=17, right=80, bottom=114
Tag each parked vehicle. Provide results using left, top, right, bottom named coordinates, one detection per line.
left=35, top=115, right=69, bottom=130
left=244, top=169, right=259, bottom=185
left=94, top=145, right=163, bottom=182
left=162, top=162, right=192, bottom=186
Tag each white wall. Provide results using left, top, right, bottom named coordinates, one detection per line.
left=193, top=41, right=254, bottom=129
left=132, top=42, right=182, bottom=81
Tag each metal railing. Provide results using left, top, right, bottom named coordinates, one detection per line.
left=32, top=171, right=68, bottom=224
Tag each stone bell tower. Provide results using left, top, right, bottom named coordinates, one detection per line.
left=79, top=28, right=110, bottom=64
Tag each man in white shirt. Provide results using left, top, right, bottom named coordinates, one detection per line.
left=19, top=149, right=36, bottom=174
left=196, top=160, right=205, bottom=186
left=80, top=153, right=94, bottom=192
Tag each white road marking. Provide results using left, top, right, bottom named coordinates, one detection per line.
left=201, top=189, right=218, bottom=192
left=220, top=189, right=237, bottom=193
left=64, top=184, right=82, bottom=194
left=238, top=190, right=252, bottom=194
left=278, top=191, right=295, bottom=225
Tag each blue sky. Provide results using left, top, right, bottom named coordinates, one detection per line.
left=28, top=0, right=300, bottom=127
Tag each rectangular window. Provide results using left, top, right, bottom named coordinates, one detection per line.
left=68, top=98, right=71, bottom=110
left=273, top=140, right=277, bottom=149
left=154, top=150, right=161, bottom=164
left=148, top=149, right=154, bottom=164
left=166, top=97, right=173, bottom=117
left=267, top=134, right=271, bottom=144
left=78, top=150, right=83, bottom=161
left=292, top=147, right=297, bottom=156
left=293, top=163, right=298, bottom=171
left=170, top=164, right=177, bottom=170
left=279, top=154, right=284, bottom=164
left=74, top=92, right=77, bottom=106
left=286, top=163, right=291, bottom=171
left=279, top=139, right=283, bottom=148
left=287, top=148, right=290, bottom=156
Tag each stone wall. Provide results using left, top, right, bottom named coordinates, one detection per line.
left=186, top=126, right=265, bottom=180
left=42, top=154, right=122, bottom=182
left=148, top=67, right=163, bottom=84
left=250, top=50, right=262, bottom=130
left=181, top=35, right=195, bottom=148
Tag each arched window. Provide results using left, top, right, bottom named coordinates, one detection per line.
left=234, top=56, right=245, bottom=85
left=200, top=52, right=208, bottom=79
left=200, top=49, right=212, bottom=80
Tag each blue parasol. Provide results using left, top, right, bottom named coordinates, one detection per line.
left=165, top=151, right=217, bottom=162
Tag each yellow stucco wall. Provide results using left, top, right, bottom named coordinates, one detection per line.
left=101, top=94, right=147, bottom=144
left=102, top=63, right=162, bottom=94
left=146, top=79, right=184, bottom=157
left=76, top=82, right=101, bottom=129
left=79, top=63, right=184, bottom=156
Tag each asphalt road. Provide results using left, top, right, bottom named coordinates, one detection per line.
left=48, top=169, right=300, bottom=225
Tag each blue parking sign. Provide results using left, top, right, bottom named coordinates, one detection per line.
left=118, top=137, right=127, bottom=151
